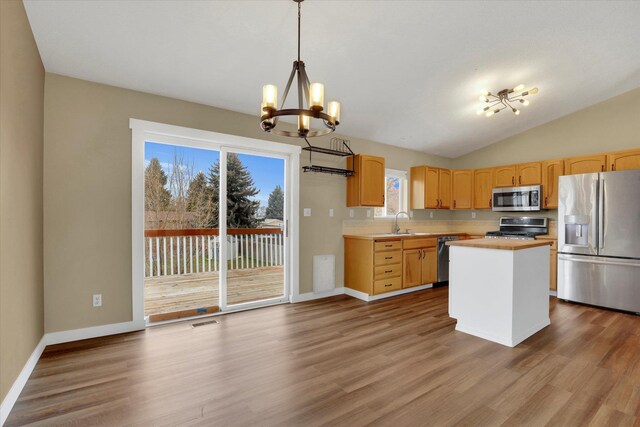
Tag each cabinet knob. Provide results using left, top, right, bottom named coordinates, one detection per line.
left=453, top=200, right=456, bottom=208
left=385, top=283, right=392, bottom=287
left=512, top=176, right=515, bottom=185
left=385, top=270, right=392, bottom=273
left=545, top=196, right=548, bottom=207
left=519, top=176, right=522, bottom=185
left=612, top=164, right=615, bottom=171
left=601, top=165, right=605, bottom=172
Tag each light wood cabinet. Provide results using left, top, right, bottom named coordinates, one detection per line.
left=541, top=160, right=564, bottom=209
left=564, top=154, right=606, bottom=175
left=473, top=168, right=493, bottom=209
left=517, top=162, right=542, bottom=186
left=550, top=249, right=557, bottom=291
left=607, top=149, right=640, bottom=172
left=409, top=166, right=450, bottom=210
left=494, top=165, right=516, bottom=187
left=439, top=169, right=451, bottom=209
left=451, top=170, right=473, bottom=210
left=344, top=237, right=402, bottom=295
left=347, top=154, right=385, bottom=207
left=402, top=238, right=437, bottom=288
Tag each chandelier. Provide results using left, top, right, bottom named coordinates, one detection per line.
left=477, top=84, right=539, bottom=117
left=260, top=0, right=340, bottom=138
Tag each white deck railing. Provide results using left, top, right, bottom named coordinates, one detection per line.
left=144, top=228, right=284, bottom=278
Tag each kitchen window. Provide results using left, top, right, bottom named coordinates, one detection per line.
left=375, top=169, right=408, bottom=218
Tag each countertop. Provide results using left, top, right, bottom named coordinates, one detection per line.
left=446, top=239, right=553, bottom=251
left=343, top=232, right=467, bottom=241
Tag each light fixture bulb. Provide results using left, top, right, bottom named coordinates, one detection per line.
left=528, top=87, right=539, bottom=95
left=479, top=95, right=488, bottom=102
left=477, top=109, right=484, bottom=115
left=309, top=83, right=325, bottom=110
left=480, top=89, right=490, bottom=96
left=520, top=99, right=530, bottom=106
left=298, top=114, right=310, bottom=132
left=486, top=110, right=494, bottom=117
left=513, top=84, right=525, bottom=92
left=327, top=101, right=341, bottom=123
left=513, top=108, right=520, bottom=115
left=262, top=85, right=278, bottom=109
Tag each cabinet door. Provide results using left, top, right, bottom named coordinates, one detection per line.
left=438, top=169, right=451, bottom=209
left=494, top=165, right=516, bottom=187
left=564, top=154, right=606, bottom=175
left=421, top=247, right=437, bottom=284
left=451, top=170, right=473, bottom=210
left=473, top=168, right=493, bottom=209
left=403, top=249, right=422, bottom=288
left=359, top=155, right=385, bottom=206
left=607, top=149, right=640, bottom=171
left=425, top=167, right=440, bottom=209
left=410, top=166, right=426, bottom=210
left=541, top=160, right=564, bottom=209
left=517, top=162, right=542, bottom=186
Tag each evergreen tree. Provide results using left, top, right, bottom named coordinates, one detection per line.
left=265, top=185, right=284, bottom=220
left=145, top=158, right=171, bottom=211
left=208, top=153, right=260, bottom=228
left=186, top=171, right=215, bottom=228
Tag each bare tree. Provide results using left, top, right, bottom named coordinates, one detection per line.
left=187, top=171, right=216, bottom=228
left=167, top=152, right=194, bottom=229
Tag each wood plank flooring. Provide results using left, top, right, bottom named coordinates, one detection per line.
left=6, top=287, right=640, bottom=426
left=144, top=266, right=284, bottom=315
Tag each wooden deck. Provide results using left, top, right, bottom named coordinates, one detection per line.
left=144, top=266, right=284, bottom=316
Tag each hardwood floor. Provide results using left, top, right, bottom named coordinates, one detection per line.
left=6, top=288, right=640, bottom=426
left=144, top=266, right=284, bottom=316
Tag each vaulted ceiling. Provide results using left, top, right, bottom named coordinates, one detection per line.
left=24, top=1, right=640, bottom=157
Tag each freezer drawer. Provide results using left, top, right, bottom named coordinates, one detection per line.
left=558, top=254, right=640, bottom=313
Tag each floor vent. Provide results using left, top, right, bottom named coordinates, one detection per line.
left=191, top=320, right=220, bottom=328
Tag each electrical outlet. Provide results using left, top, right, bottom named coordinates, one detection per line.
left=93, top=294, right=102, bottom=307
left=471, top=212, right=476, bottom=219
left=303, top=208, right=311, bottom=217
left=430, top=211, right=434, bottom=219
left=329, top=208, right=334, bottom=217
left=366, top=209, right=371, bottom=217
left=349, top=209, right=354, bottom=218
left=410, top=211, right=414, bottom=218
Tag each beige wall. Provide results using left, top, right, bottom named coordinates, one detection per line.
left=43, top=73, right=450, bottom=332
left=0, top=0, right=45, bottom=402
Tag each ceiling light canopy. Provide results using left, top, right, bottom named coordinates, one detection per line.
left=260, top=0, right=341, bottom=138
left=476, top=85, right=539, bottom=117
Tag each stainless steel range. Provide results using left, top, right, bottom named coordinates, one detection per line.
left=485, top=217, right=549, bottom=240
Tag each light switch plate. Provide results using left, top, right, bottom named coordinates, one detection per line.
left=349, top=209, right=354, bottom=218
left=93, top=294, right=102, bottom=307
left=304, top=208, right=311, bottom=217
left=366, top=209, right=371, bottom=217
left=430, top=211, right=434, bottom=219
left=471, top=212, right=476, bottom=219
left=329, top=208, right=334, bottom=217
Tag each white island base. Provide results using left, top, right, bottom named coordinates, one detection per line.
left=447, top=240, right=551, bottom=347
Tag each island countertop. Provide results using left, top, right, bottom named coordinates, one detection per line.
left=446, top=239, right=553, bottom=251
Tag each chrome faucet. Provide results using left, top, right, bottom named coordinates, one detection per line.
left=393, top=211, right=410, bottom=234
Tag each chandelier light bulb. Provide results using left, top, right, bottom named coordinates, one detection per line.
left=262, top=85, right=278, bottom=109
left=309, top=83, right=325, bottom=110
left=479, top=95, right=488, bottom=102
left=513, top=84, right=525, bottom=92
left=528, top=87, right=539, bottom=95
left=486, top=110, right=495, bottom=117
left=298, top=114, right=310, bottom=133
left=520, top=99, right=530, bottom=106
left=327, top=101, right=341, bottom=124
left=480, top=89, right=490, bottom=96
left=513, top=108, right=520, bottom=115
left=477, top=109, right=484, bottom=115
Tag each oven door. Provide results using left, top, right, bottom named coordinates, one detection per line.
left=492, top=185, right=542, bottom=211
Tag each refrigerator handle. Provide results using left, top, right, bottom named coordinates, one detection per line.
left=598, top=178, right=605, bottom=250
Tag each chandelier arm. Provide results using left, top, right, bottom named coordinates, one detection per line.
left=278, top=64, right=298, bottom=122
left=296, top=67, right=304, bottom=110
left=299, top=63, right=311, bottom=108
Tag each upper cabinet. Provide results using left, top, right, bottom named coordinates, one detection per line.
left=409, top=166, right=450, bottom=210
left=451, top=170, right=473, bottom=210
left=541, top=160, right=564, bottom=209
left=517, top=162, right=542, bottom=186
left=607, top=149, right=640, bottom=172
left=347, top=154, right=385, bottom=207
left=564, top=154, right=606, bottom=175
left=473, top=168, right=493, bottom=209
left=494, top=165, right=516, bottom=187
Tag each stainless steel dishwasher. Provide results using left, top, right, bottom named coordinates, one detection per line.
left=437, top=235, right=460, bottom=282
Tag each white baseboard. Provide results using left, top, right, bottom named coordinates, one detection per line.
left=291, top=287, right=345, bottom=303
left=0, top=336, right=46, bottom=426
left=344, top=283, right=434, bottom=302
left=44, top=320, right=144, bottom=346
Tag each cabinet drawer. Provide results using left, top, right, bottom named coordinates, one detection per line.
left=374, top=240, right=402, bottom=252
left=373, top=277, right=402, bottom=294
left=374, top=263, right=402, bottom=280
left=403, top=238, right=437, bottom=250
left=374, top=251, right=402, bottom=265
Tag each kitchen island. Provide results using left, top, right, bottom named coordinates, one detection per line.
left=446, top=238, right=553, bottom=347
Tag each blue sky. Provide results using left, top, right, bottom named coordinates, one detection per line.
left=144, top=142, right=284, bottom=206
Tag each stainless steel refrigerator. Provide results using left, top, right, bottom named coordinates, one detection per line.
left=558, top=169, right=640, bottom=313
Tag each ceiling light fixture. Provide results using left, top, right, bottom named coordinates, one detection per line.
left=476, top=85, right=539, bottom=117
left=260, top=0, right=340, bottom=138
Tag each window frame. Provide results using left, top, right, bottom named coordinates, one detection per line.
left=374, top=168, right=408, bottom=218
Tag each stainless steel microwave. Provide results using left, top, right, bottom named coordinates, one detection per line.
left=492, top=185, right=542, bottom=211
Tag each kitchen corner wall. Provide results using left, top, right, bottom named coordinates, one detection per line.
left=0, top=0, right=45, bottom=403
left=42, top=73, right=452, bottom=333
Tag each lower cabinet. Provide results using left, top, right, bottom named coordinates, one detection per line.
left=344, top=237, right=403, bottom=295
left=402, top=238, right=437, bottom=288
left=550, top=249, right=557, bottom=291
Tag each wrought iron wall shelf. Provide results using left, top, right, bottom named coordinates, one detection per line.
left=302, top=137, right=354, bottom=177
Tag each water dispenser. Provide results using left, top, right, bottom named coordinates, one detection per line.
left=564, top=215, right=589, bottom=246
